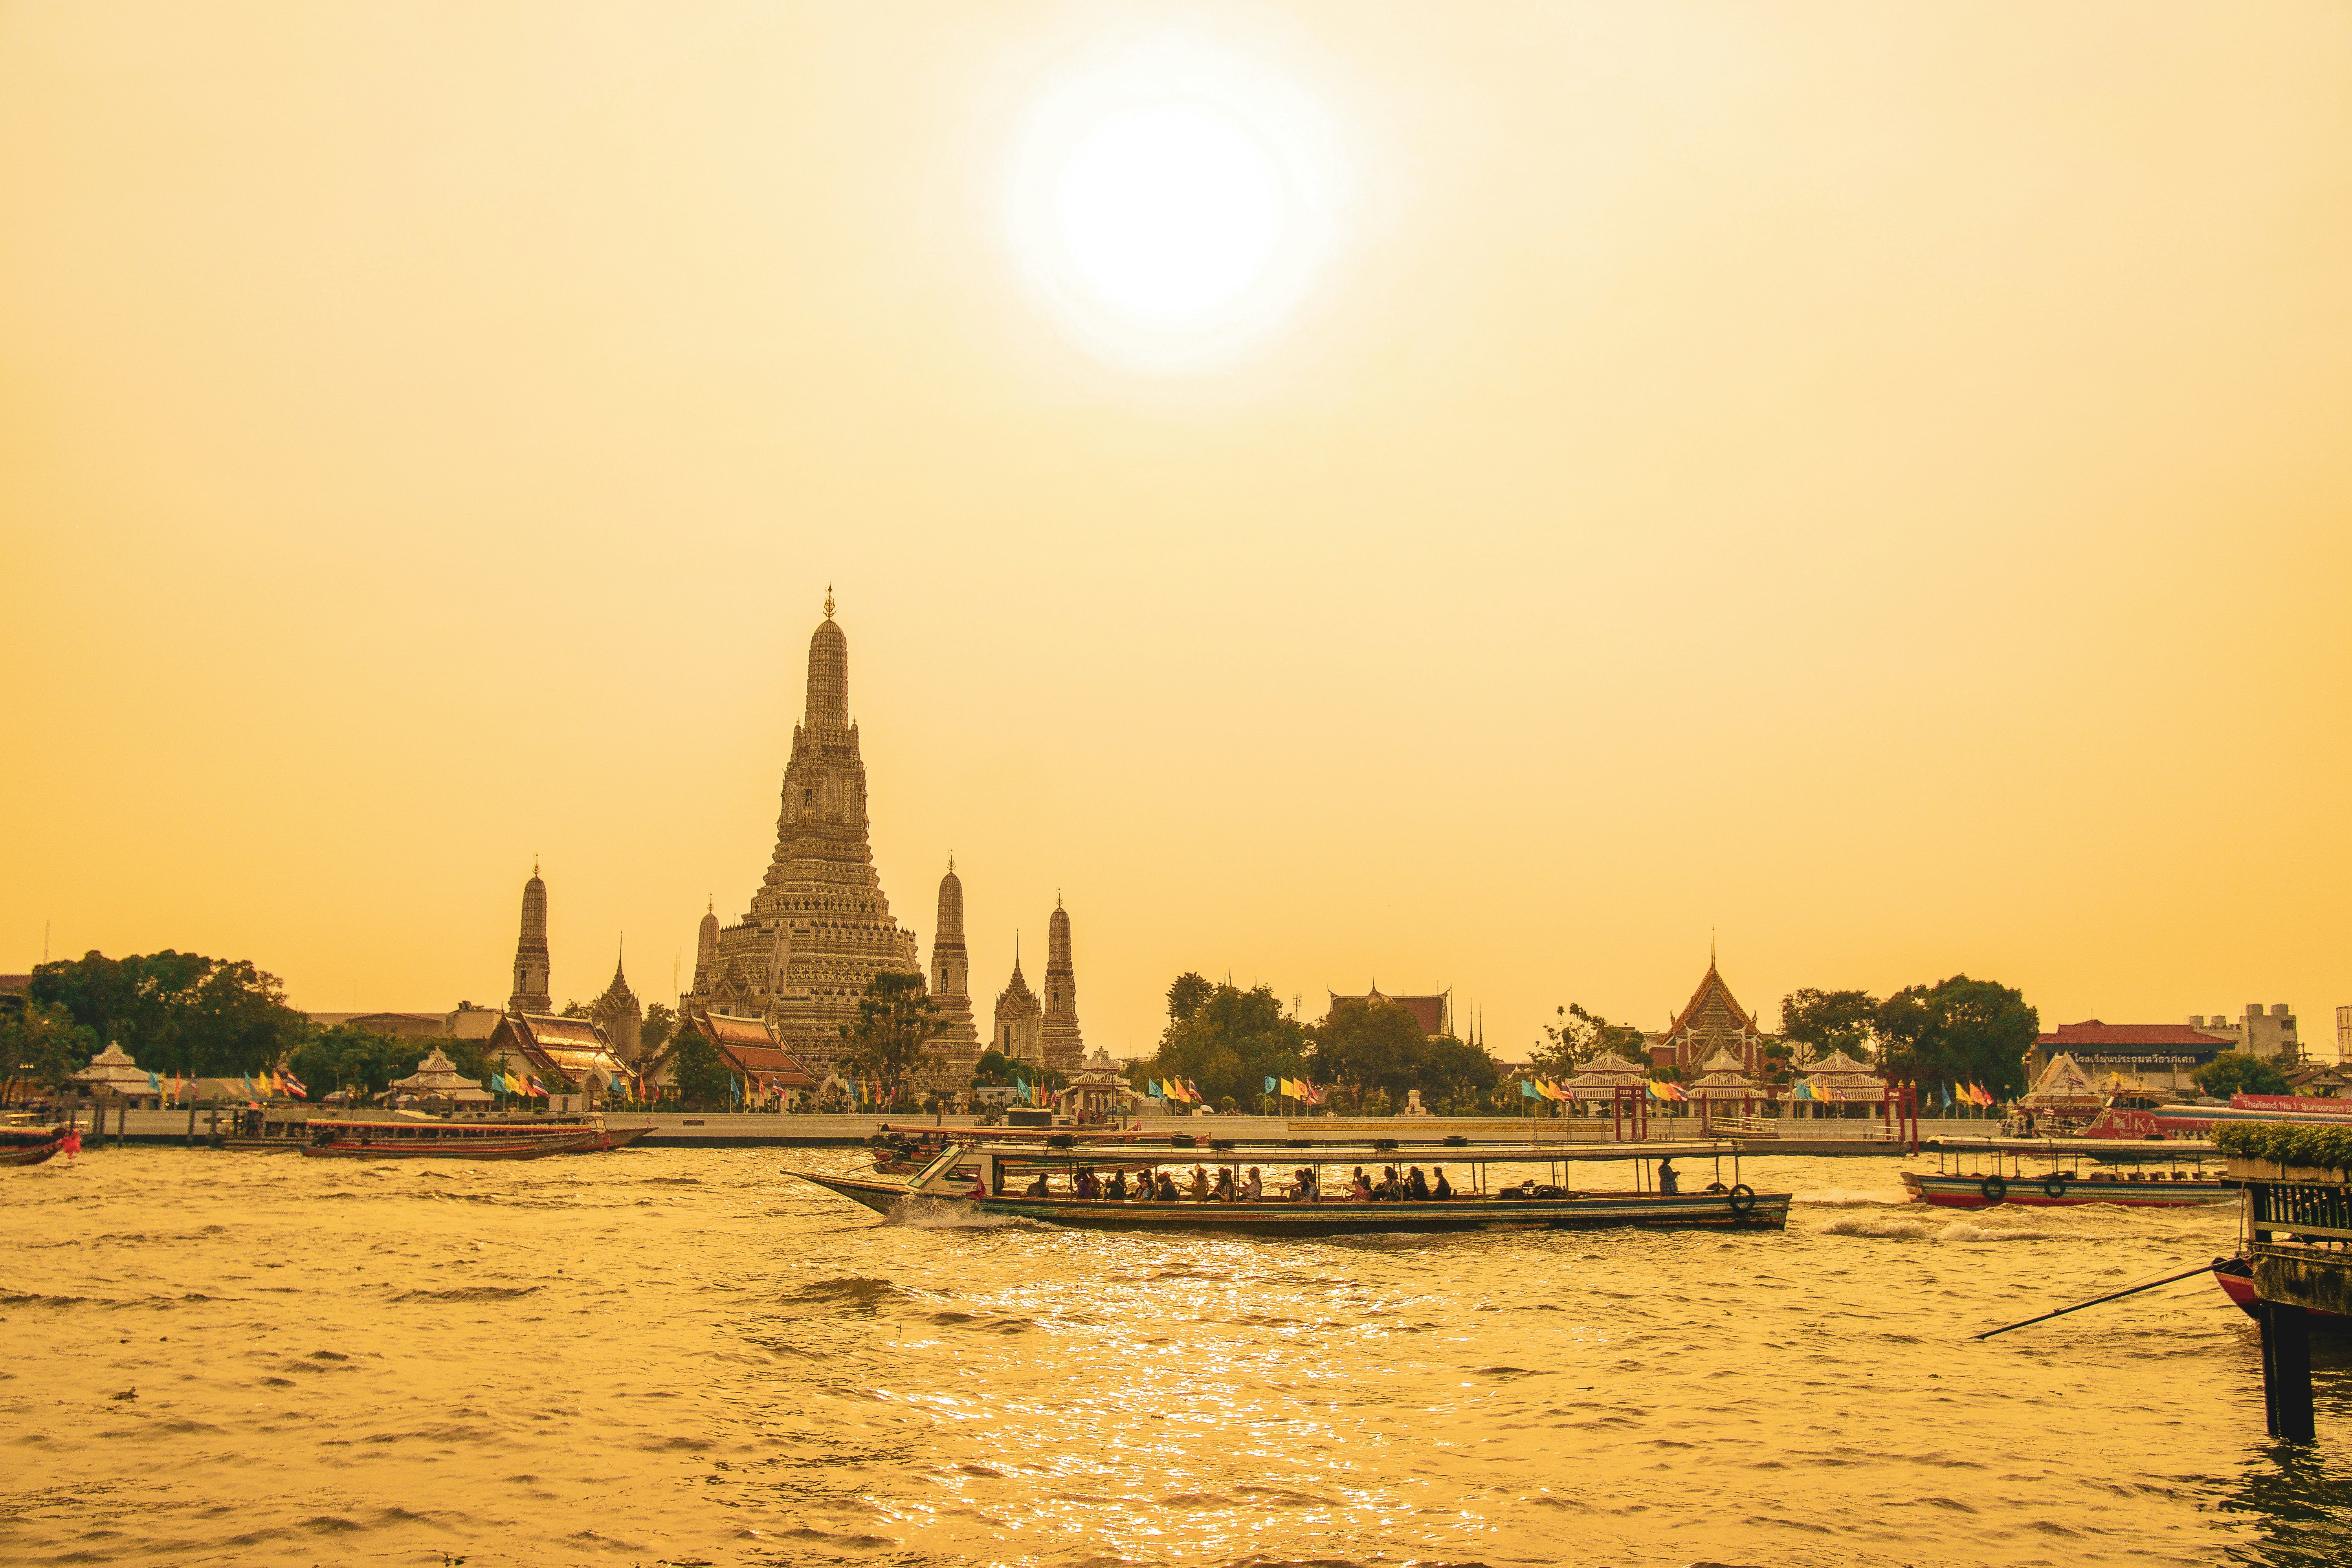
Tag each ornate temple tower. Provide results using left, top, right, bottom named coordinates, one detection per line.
left=687, top=596, right=921, bottom=1071
left=926, top=860, right=980, bottom=1087
left=993, top=946, right=1044, bottom=1067
left=1040, top=897, right=1084, bottom=1073
left=589, top=943, right=644, bottom=1062
left=688, top=899, right=720, bottom=1001
left=508, top=860, right=552, bottom=1015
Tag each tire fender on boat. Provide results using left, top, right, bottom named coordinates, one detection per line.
left=2041, top=1174, right=2068, bottom=1200
left=1981, top=1174, right=2008, bottom=1204
left=1728, top=1183, right=1757, bottom=1217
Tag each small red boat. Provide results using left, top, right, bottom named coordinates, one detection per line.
left=2210, top=1254, right=2350, bottom=1325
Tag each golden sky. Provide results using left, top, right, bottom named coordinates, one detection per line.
left=4, top=3, right=2348, bottom=1059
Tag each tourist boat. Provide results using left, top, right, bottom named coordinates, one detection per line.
left=2077, top=1094, right=2352, bottom=1140
left=0, top=1127, right=68, bottom=1167
left=868, top=1122, right=1152, bottom=1176
left=1906, top=1137, right=2233, bottom=1207
left=794, top=1139, right=1791, bottom=1235
left=299, top=1116, right=633, bottom=1159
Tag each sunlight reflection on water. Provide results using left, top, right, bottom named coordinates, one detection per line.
left=2, top=1147, right=2348, bottom=1567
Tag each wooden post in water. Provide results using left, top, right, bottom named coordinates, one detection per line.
left=2258, top=1300, right=2316, bottom=1442
left=186, top=1094, right=198, bottom=1146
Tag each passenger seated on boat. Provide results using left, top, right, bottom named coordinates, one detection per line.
left=1657, top=1160, right=1680, bottom=1195
left=1287, top=1167, right=1316, bottom=1201
left=1350, top=1168, right=1374, bottom=1201
left=1214, top=1167, right=1237, bottom=1203
left=1432, top=1168, right=1452, bottom=1200
left=1075, top=1168, right=1099, bottom=1199
left=1243, top=1166, right=1263, bottom=1202
left=1025, top=1173, right=1051, bottom=1198
left=1155, top=1171, right=1180, bottom=1202
left=1190, top=1165, right=1211, bottom=1201
left=1379, top=1165, right=1405, bottom=1200
left=1106, top=1170, right=1128, bottom=1200
left=1407, top=1166, right=1430, bottom=1201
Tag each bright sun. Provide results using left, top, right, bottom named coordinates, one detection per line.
left=1006, top=37, right=1350, bottom=373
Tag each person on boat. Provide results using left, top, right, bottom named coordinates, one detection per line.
left=1242, top=1166, right=1263, bottom=1202
left=1349, top=1168, right=1373, bottom=1201
left=1024, top=1172, right=1051, bottom=1198
left=1213, top=1166, right=1236, bottom=1203
left=1407, top=1166, right=1430, bottom=1201
left=1106, top=1169, right=1128, bottom=1201
left=1155, top=1170, right=1180, bottom=1202
left=1189, top=1165, right=1211, bottom=1202
left=1657, top=1159, right=1679, bottom=1195
left=1432, top=1167, right=1452, bottom=1200
left=1074, top=1168, right=1099, bottom=1200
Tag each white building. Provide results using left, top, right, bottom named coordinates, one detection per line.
left=2189, top=1005, right=2302, bottom=1063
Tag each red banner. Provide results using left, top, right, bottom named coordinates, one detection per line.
left=2231, top=1093, right=2351, bottom=1112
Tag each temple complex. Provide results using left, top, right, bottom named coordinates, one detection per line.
left=1040, top=898, right=1084, bottom=1074
left=925, top=861, right=980, bottom=1088
left=993, top=948, right=1043, bottom=1065
left=682, top=597, right=921, bottom=1074
left=1648, top=955, right=1773, bottom=1075
left=508, top=860, right=552, bottom=1014
left=1326, top=986, right=1452, bottom=1037
left=587, top=945, right=643, bottom=1062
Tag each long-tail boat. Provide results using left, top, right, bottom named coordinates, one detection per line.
left=1905, top=1136, right=2233, bottom=1208
left=0, top=1127, right=68, bottom=1167
left=868, top=1122, right=1153, bottom=1176
left=794, top=1139, right=1789, bottom=1235
left=299, top=1117, right=628, bottom=1159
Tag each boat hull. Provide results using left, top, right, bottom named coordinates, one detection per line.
left=0, top=1132, right=66, bottom=1167
left=301, top=1131, right=600, bottom=1160
left=563, top=1123, right=656, bottom=1154
left=793, top=1171, right=1790, bottom=1233
left=2211, top=1255, right=2350, bottom=1324
left=1902, top=1170, right=2233, bottom=1208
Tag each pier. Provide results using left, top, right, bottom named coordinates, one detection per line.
left=2229, top=1154, right=2352, bottom=1443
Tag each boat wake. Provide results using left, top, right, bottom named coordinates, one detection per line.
left=883, top=1197, right=1027, bottom=1231
left=1814, top=1214, right=2058, bottom=1243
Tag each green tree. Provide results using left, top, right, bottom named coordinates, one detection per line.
left=1167, top=972, right=1214, bottom=1022
left=642, top=1002, right=677, bottom=1057
left=1780, top=988, right=1879, bottom=1062
left=837, top=971, right=943, bottom=1105
left=1131, top=979, right=1310, bottom=1108
left=1309, top=996, right=1498, bottom=1111
left=1528, top=1003, right=1648, bottom=1077
left=29, top=950, right=308, bottom=1078
left=1874, top=975, right=2039, bottom=1102
left=667, top=1029, right=734, bottom=1108
left=287, top=1027, right=497, bottom=1101
left=973, top=1049, right=1017, bottom=1088
left=2192, top=1052, right=2291, bottom=1099
left=2, top=1000, right=99, bottom=1097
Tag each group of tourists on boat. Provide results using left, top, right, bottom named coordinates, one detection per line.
left=997, top=1161, right=1460, bottom=1203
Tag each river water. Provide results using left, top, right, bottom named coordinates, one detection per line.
left=3, top=1147, right=2347, bottom=1567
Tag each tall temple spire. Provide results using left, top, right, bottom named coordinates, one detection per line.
left=927, top=858, right=978, bottom=1086
left=684, top=599, right=917, bottom=1069
left=508, top=862, right=552, bottom=1015
left=1041, top=896, right=1084, bottom=1073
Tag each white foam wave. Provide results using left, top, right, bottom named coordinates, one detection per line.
left=884, top=1198, right=1025, bottom=1231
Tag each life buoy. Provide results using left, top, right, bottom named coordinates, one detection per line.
left=1728, top=1183, right=1758, bottom=1217
left=1981, top=1174, right=2008, bottom=1204
left=2041, top=1174, right=2069, bottom=1200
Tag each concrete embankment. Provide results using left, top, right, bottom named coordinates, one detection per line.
left=56, top=1108, right=2008, bottom=1150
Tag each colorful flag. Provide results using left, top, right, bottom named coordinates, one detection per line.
left=1941, top=1083, right=1955, bottom=1110
left=1521, top=1078, right=1538, bottom=1100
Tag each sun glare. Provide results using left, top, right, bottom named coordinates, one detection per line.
left=1006, top=36, right=1351, bottom=374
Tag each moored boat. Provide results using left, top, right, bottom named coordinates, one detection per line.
left=1907, top=1137, right=2231, bottom=1207
left=300, top=1118, right=610, bottom=1159
left=0, top=1127, right=68, bottom=1167
left=796, top=1140, right=1791, bottom=1235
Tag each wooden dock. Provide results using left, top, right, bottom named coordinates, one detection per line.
left=2229, top=1155, right=2352, bottom=1443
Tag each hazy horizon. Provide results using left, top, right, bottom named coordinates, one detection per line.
left=5, top=4, right=2348, bottom=1059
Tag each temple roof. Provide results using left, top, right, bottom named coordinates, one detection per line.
left=1800, top=1049, right=1878, bottom=1078
left=1664, top=959, right=1757, bottom=1038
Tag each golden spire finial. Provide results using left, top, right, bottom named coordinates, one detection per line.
left=824, top=584, right=835, bottom=620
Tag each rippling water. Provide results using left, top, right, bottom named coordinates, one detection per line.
left=4, top=1148, right=2348, bottom=1566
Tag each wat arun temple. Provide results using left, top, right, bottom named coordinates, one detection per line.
left=681, top=597, right=1082, bottom=1087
